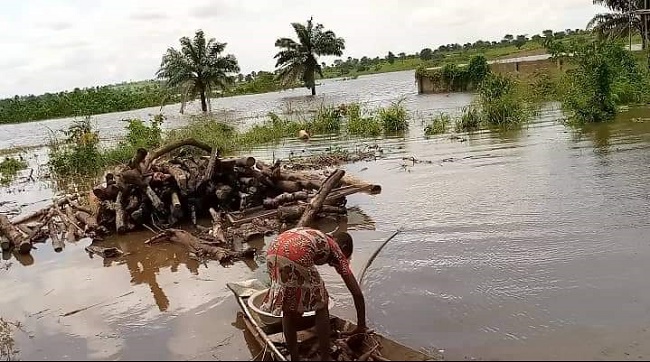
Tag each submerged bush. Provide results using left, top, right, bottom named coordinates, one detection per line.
left=104, top=115, right=164, bottom=165
left=345, top=103, right=382, bottom=136
left=549, top=39, right=649, bottom=123
left=478, top=73, right=534, bottom=127
left=305, top=105, right=343, bottom=134
left=424, top=113, right=451, bottom=136
left=455, top=105, right=482, bottom=132
left=167, top=115, right=238, bottom=153
left=379, top=99, right=408, bottom=132
left=0, top=156, right=28, bottom=185
left=49, top=117, right=104, bottom=176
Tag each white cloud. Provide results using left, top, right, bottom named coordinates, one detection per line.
left=0, top=0, right=607, bottom=97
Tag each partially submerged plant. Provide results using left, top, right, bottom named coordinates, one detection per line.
left=0, top=156, right=28, bottom=185
left=424, top=113, right=451, bottom=136
left=379, top=99, right=408, bottom=132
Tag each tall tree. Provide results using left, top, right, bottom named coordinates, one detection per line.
left=514, top=34, right=529, bottom=49
left=156, top=30, right=239, bottom=113
left=588, top=0, right=649, bottom=49
left=419, top=48, right=433, bottom=60
left=386, top=51, right=396, bottom=64
left=274, top=17, right=345, bottom=96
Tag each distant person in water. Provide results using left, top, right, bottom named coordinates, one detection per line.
left=261, top=227, right=368, bottom=361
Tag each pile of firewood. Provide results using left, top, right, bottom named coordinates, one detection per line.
left=1, top=138, right=380, bottom=261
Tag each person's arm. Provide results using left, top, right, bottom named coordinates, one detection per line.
left=341, top=272, right=367, bottom=332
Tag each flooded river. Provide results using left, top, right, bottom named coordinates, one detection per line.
left=1, top=70, right=649, bottom=360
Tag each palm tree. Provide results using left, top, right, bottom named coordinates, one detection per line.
left=588, top=0, right=649, bottom=49
left=156, top=30, right=240, bottom=113
left=274, top=17, right=345, bottom=96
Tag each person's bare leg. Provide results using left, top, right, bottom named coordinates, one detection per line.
left=315, top=307, right=332, bottom=361
left=282, top=310, right=300, bottom=361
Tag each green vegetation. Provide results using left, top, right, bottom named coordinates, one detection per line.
left=378, top=100, right=409, bottom=132
left=415, top=55, right=490, bottom=92
left=0, top=26, right=617, bottom=125
left=322, top=29, right=591, bottom=79
left=549, top=38, right=649, bottom=123
left=0, top=84, right=176, bottom=124
left=477, top=73, right=536, bottom=127
left=274, top=17, right=345, bottom=96
left=588, top=0, right=649, bottom=50
left=157, top=29, right=240, bottom=113
left=455, top=105, right=482, bottom=132
left=0, top=156, right=27, bottom=185
left=424, top=113, right=451, bottom=136
left=345, top=103, right=382, bottom=137
left=48, top=101, right=408, bottom=177
left=48, top=117, right=104, bottom=176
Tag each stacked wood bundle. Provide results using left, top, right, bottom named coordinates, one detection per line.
left=1, top=138, right=381, bottom=261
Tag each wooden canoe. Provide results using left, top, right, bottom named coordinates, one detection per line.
left=227, top=280, right=439, bottom=361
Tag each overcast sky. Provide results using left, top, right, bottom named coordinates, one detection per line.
left=0, top=0, right=607, bottom=98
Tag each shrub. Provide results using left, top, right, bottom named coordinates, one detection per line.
left=424, top=113, right=451, bottom=136
left=379, top=99, right=408, bottom=132
left=345, top=103, right=382, bottom=137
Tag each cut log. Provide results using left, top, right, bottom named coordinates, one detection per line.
left=65, top=204, right=83, bottom=240
left=75, top=211, right=98, bottom=231
left=128, top=148, right=148, bottom=172
left=0, top=214, right=31, bottom=254
left=341, top=174, right=382, bottom=195
left=10, top=194, right=80, bottom=225
left=144, top=138, right=212, bottom=170
left=219, top=157, right=256, bottom=169
left=48, top=219, right=64, bottom=253
left=215, top=184, right=233, bottom=201
left=85, top=244, right=123, bottom=258
left=53, top=206, right=80, bottom=242
left=239, top=177, right=258, bottom=187
left=10, top=207, right=50, bottom=226
left=190, top=204, right=197, bottom=226
left=165, top=165, right=189, bottom=195
left=263, top=191, right=310, bottom=209
left=0, top=236, right=10, bottom=251
left=202, top=148, right=219, bottom=184
left=114, top=191, right=126, bottom=234
left=275, top=180, right=301, bottom=193
left=208, top=208, right=227, bottom=244
left=70, top=202, right=93, bottom=215
left=145, top=186, right=166, bottom=215
left=170, top=192, right=182, bottom=219
left=163, top=229, right=256, bottom=262
left=297, top=169, right=345, bottom=228
left=278, top=204, right=346, bottom=223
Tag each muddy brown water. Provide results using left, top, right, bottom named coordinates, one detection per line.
left=1, top=70, right=650, bottom=360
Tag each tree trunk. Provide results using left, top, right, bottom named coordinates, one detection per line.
left=311, top=85, right=316, bottom=96
left=200, top=91, right=208, bottom=112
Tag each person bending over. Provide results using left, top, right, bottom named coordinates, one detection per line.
left=261, top=227, right=367, bottom=361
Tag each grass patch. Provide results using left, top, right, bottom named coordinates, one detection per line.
left=455, top=105, right=482, bottom=132
left=478, top=73, right=535, bottom=128
left=304, top=105, right=343, bottom=134
left=47, top=101, right=411, bottom=178
left=378, top=99, right=408, bottom=133
left=0, top=156, right=28, bottom=185
left=345, top=103, right=382, bottom=137
left=424, top=113, right=451, bottom=136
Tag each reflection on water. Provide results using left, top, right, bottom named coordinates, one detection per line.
left=1, top=70, right=650, bottom=360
